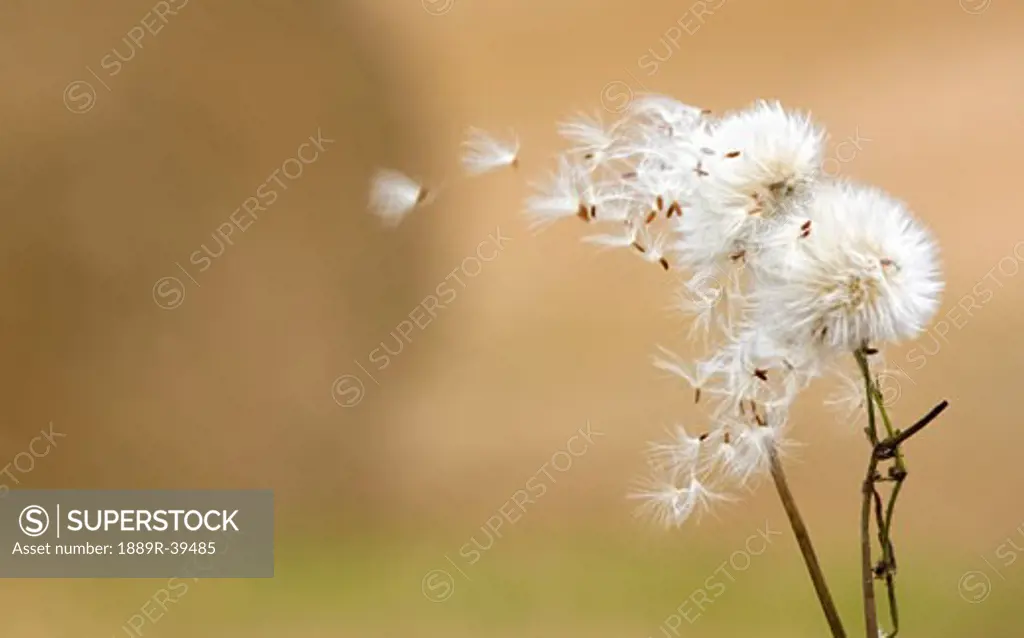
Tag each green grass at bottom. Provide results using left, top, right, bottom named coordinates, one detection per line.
left=42, top=532, right=1024, bottom=637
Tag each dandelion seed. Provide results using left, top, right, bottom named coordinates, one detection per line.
left=368, top=169, right=430, bottom=226
left=646, top=425, right=704, bottom=474
left=630, top=473, right=730, bottom=527
left=558, top=112, right=619, bottom=165
left=581, top=223, right=643, bottom=252
left=526, top=156, right=592, bottom=229
left=461, top=128, right=520, bottom=175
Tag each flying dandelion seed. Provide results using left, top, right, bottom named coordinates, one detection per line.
left=367, top=168, right=431, bottom=226
left=461, top=128, right=520, bottom=175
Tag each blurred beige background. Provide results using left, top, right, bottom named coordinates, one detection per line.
left=1, top=0, right=1023, bottom=636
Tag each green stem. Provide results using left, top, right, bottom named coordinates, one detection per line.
left=861, top=455, right=880, bottom=638
left=854, top=349, right=904, bottom=638
left=854, top=351, right=879, bottom=445
left=855, top=349, right=881, bottom=637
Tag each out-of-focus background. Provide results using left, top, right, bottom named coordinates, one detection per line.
left=2, top=0, right=1023, bottom=635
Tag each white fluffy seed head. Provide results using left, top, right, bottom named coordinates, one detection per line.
left=754, top=179, right=943, bottom=352
left=695, top=100, right=825, bottom=211
left=523, top=93, right=944, bottom=529
left=673, top=101, right=826, bottom=271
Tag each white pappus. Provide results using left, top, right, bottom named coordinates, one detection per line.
left=522, top=92, right=944, bottom=527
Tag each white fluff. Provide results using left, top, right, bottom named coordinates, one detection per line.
left=674, top=100, right=826, bottom=272
left=522, top=93, right=945, bottom=527
left=630, top=472, right=730, bottom=527
left=461, top=128, right=520, bottom=175
left=368, top=169, right=428, bottom=226
left=754, top=180, right=943, bottom=352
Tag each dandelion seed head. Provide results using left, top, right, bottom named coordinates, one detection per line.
left=519, top=92, right=943, bottom=528
left=754, top=180, right=943, bottom=352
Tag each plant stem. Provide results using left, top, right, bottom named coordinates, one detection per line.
left=854, top=349, right=950, bottom=638
left=854, top=351, right=879, bottom=445
left=880, top=400, right=949, bottom=453
left=767, top=443, right=847, bottom=638
left=854, top=349, right=881, bottom=638
left=861, top=455, right=880, bottom=638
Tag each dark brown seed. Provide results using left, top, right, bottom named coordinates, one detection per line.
left=724, top=151, right=741, bottom=158
left=656, top=195, right=664, bottom=211
left=667, top=202, right=683, bottom=218
left=645, top=210, right=657, bottom=224
left=577, top=204, right=590, bottom=222
left=694, top=388, right=701, bottom=404
left=659, top=257, right=670, bottom=271
left=589, top=204, right=597, bottom=219
left=632, top=241, right=647, bottom=254
left=753, top=369, right=768, bottom=382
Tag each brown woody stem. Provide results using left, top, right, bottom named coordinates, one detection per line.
left=768, top=444, right=847, bottom=638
